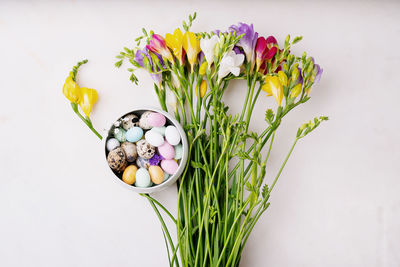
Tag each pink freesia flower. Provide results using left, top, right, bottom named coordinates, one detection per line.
left=146, top=34, right=174, bottom=62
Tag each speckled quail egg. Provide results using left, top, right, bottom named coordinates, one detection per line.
left=121, top=142, right=137, bottom=162
left=122, top=114, right=139, bottom=130
left=139, top=111, right=153, bottom=130
left=136, top=139, right=155, bottom=159
left=107, top=147, right=128, bottom=173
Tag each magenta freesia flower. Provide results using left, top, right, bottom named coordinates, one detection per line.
left=255, top=36, right=278, bottom=71
left=265, top=36, right=278, bottom=59
left=255, top=37, right=267, bottom=70
left=229, top=23, right=258, bottom=65
left=146, top=34, right=174, bottom=62
left=266, top=36, right=277, bottom=49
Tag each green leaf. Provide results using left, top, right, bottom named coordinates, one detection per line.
left=284, top=34, right=290, bottom=48
left=262, top=184, right=269, bottom=199
left=293, top=36, right=303, bottom=44
left=297, top=116, right=328, bottom=139
left=191, top=161, right=203, bottom=169
left=245, top=182, right=253, bottom=192
left=265, top=109, right=275, bottom=125
left=114, top=60, right=123, bottom=68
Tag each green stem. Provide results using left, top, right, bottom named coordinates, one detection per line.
left=141, top=194, right=177, bottom=224
left=145, top=196, right=179, bottom=267
left=71, top=103, right=102, bottom=140
left=268, top=137, right=298, bottom=194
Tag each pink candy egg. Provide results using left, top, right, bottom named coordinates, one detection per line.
left=161, top=159, right=179, bottom=175
left=158, top=140, right=175, bottom=159
left=147, top=112, right=166, bottom=127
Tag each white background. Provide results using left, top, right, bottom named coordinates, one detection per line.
left=0, top=1, right=399, bottom=266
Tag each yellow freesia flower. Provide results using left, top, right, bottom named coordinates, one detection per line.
left=291, top=65, right=299, bottom=81
left=199, top=61, right=208, bottom=76
left=278, top=71, right=288, bottom=87
left=165, top=28, right=184, bottom=65
left=262, top=75, right=283, bottom=106
left=196, top=80, right=207, bottom=98
left=182, top=31, right=200, bottom=72
left=290, top=83, right=302, bottom=98
left=63, top=75, right=81, bottom=103
left=79, top=87, right=98, bottom=116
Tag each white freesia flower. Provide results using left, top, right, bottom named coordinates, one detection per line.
left=171, top=72, right=180, bottom=89
left=200, top=35, right=220, bottom=67
left=217, top=51, right=245, bottom=81
left=166, top=87, right=177, bottom=110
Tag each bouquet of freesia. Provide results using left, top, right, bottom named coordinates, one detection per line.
left=63, top=12, right=326, bottom=267
left=115, top=13, right=326, bottom=267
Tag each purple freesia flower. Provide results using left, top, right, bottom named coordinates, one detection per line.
left=297, top=67, right=303, bottom=85
left=229, top=23, right=258, bottom=64
left=233, top=46, right=244, bottom=55
left=310, top=57, right=323, bottom=84
left=198, top=51, right=205, bottom=64
left=314, top=65, right=323, bottom=83
left=134, top=48, right=164, bottom=84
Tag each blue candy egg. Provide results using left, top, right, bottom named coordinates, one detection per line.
left=126, top=126, right=143, bottom=142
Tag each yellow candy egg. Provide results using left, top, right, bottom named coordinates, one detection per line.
left=122, top=165, right=138, bottom=185
left=149, top=166, right=164, bottom=185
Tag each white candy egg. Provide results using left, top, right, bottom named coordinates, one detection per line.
left=165, top=126, right=181, bottom=146
left=106, top=138, right=120, bottom=151
left=145, top=130, right=164, bottom=147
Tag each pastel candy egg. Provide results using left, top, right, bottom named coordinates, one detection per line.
left=147, top=112, right=166, bottom=127
left=121, top=142, right=137, bottom=162
left=136, top=139, right=155, bottom=159
left=163, top=173, right=170, bottom=182
left=161, top=159, right=179, bottom=175
left=174, top=144, right=183, bottom=160
left=152, top=126, right=166, bottom=136
left=148, top=166, right=164, bottom=185
left=145, top=130, right=164, bottom=147
left=106, top=138, right=120, bottom=151
left=126, top=127, right=143, bottom=143
left=113, top=128, right=126, bottom=142
left=158, top=140, right=175, bottom=159
left=165, top=126, right=181, bottom=146
left=122, top=114, right=139, bottom=130
left=136, top=157, right=150, bottom=169
left=139, top=111, right=153, bottom=130
left=122, top=165, right=138, bottom=185
left=135, top=168, right=151, bottom=187
left=107, top=147, right=128, bottom=173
